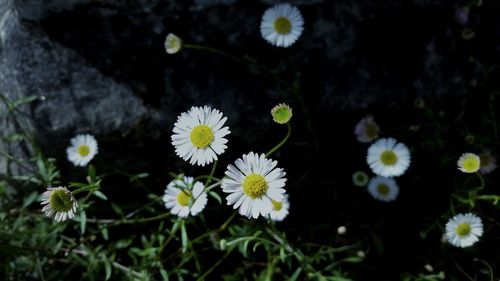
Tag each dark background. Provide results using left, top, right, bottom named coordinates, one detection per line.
left=2, top=0, right=500, bottom=279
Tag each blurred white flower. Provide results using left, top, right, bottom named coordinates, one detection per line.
left=367, top=138, right=410, bottom=177
left=66, top=134, right=98, bottom=167
left=260, top=3, right=304, bottom=47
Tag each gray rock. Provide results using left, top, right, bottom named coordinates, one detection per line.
left=8, top=0, right=92, bottom=20
left=0, top=0, right=147, bottom=177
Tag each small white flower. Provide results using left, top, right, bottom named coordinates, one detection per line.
left=260, top=3, right=304, bottom=48
left=424, top=264, right=434, bottom=273
left=164, top=33, right=182, bottom=54
left=41, top=186, right=78, bottom=222
left=269, top=193, right=290, bottom=221
left=66, top=134, right=98, bottom=167
left=337, top=225, right=347, bottom=235
left=367, top=138, right=411, bottom=177
left=457, top=153, right=481, bottom=173
left=354, top=115, right=380, bottom=143
left=479, top=151, right=497, bottom=174
left=171, top=106, right=230, bottom=166
left=163, top=176, right=208, bottom=218
left=367, top=176, right=399, bottom=202
left=445, top=213, right=483, bottom=248
left=222, top=152, right=287, bottom=219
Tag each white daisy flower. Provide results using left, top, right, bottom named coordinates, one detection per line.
left=269, top=193, right=290, bottom=221
left=367, top=138, right=411, bottom=177
left=445, top=213, right=483, bottom=248
left=66, top=134, right=98, bottom=167
left=457, top=153, right=480, bottom=173
left=260, top=3, right=304, bottom=48
left=164, top=33, right=182, bottom=54
left=41, top=186, right=78, bottom=222
left=367, top=176, right=399, bottom=202
left=171, top=106, right=230, bottom=166
left=479, top=151, right=496, bottom=174
left=354, top=115, right=380, bottom=143
left=163, top=176, right=208, bottom=218
left=222, top=152, right=286, bottom=219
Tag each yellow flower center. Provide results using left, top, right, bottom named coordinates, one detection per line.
left=274, top=17, right=292, bottom=34
left=377, top=184, right=390, bottom=195
left=77, top=145, right=90, bottom=157
left=462, top=156, right=480, bottom=173
left=455, top=223, right=471, bottom=237
left=177, top=190, right=192, bottom=206
left=243, top=174, right=268, bottom=199
left=364, top=124, right=379, bottom=138
left=271, top=199, right=283, bottom=211
left=380, top=150, right=398, bottom=165
left=190, top=125, right=214, bottom=148
left=50, top=189, right=73, bottom=212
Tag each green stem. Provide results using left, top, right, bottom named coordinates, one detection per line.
left=183, top=43, right=318, bottom=150
left=204, top=180, right=222, bottom=193
left=219, top=212, right=237, bottom=231
left=196, top=247, right=234, bottom=281
left=265, top=228, right=316, bottom=276
left=204, top=160, right=218, bottom=187
left=183, top=44, right=245, bottom=65
left=476, top=172, right=485, bottom=190
left=0, top=150, right=33, bottom=172
left=266, top=123, right=292, bottom=157
left=86, top=212, right=171, bottom=225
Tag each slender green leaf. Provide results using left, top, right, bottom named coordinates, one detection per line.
left=88, top=165, right=96, bottom=182
left=160, top=268, right=169, bottom=281
left=101, top=227, right=109, bottom=240
left=208, top=191, right=222, bottom=204
left=94, top=190, right=108, bottom=200
left=279, top=247, right=286, bottom=263
left=103, top=257, right=112, bottom=280
left=289, top=268, right=302, bottom=281
left=12, top=95, right=38, bottom=108
left=110, top=202, right=124, bottom=216
left=181, top=222, right=188, bottom=253
left=80, top=211, right=87, bottom=234
left=22, top=191, right=38, bottom=208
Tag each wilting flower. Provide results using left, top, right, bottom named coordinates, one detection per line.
left=354, top=115, right=380, bottom=143
left=479, top=151, right=497, bottom=174
left=41, top=186, right=78, bottom=222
